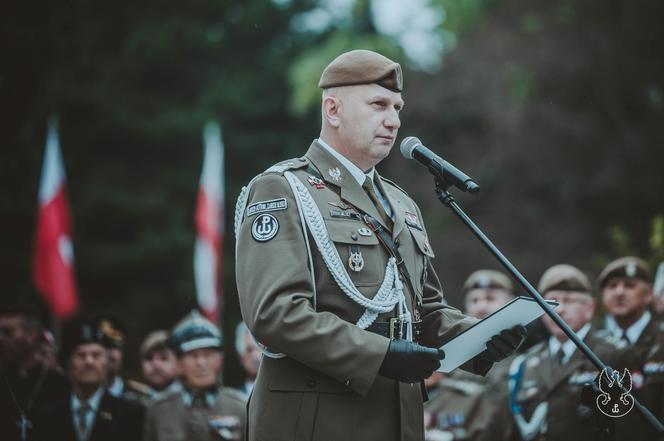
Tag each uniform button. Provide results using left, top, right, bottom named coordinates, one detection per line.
left=307, top=380, right=317, bottom=388
left=351, top=233, right=358, bottom=241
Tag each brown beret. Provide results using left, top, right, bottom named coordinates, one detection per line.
left=140, top=330, right=170, bottom=358
left=538, top=264, right=592, bottom=295
left=597, top=256, right=653, bottom=289
left=463, top=270, right=514, bottom=295
left=319, top=49, right=403, bottom=92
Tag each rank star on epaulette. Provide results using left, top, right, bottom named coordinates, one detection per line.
left=307, top=175, right=325, bottom=189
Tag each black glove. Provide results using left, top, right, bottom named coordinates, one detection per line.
left=379, top=339, right=445, bottom=383
left=478, top=325, right=527, bottom=363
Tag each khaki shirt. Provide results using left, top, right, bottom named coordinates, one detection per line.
left=236, top=141, right=487, bottom=441
left=143, top=387, right=246, bottom=441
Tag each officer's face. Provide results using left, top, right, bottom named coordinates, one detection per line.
left=602, top=277, right=653, bottom=322
left=543, top=290, right=595, bottom=340
left=464, top=288, right=513, bottom=319
left=239, top=333, right=261, bottom=379
left=179, top=347, right=223, bottom=390
left=0, top=315, right=38, bottom=363
left=142, top=347, right=179, bottom=390
left=69, top=343, right=109, bottom=388
left=325, top=84, right=403, bottom=171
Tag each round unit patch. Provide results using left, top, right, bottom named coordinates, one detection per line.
left=251, top=214, right=279, bottom=242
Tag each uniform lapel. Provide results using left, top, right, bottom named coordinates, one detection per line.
left=88, top=393, right=114, bottom=441
left=304, top=141, right=391, bottom=230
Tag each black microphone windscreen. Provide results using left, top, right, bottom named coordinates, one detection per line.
left=400, top=136, right=422, bottom=159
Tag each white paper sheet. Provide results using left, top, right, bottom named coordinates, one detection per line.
left=437, top=296, right=557, bottom=373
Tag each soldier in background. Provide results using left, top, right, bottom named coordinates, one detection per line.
left=234, top=322, right=261, bottom=396
left=424, top=270, right=516, bottom=441
left=32, top=316, right=144, bottom=441
left=0, top=305, right=69, bottom=441
left=498, top=264, right=636, bottom=441
left=140, top=330, right=180, bottom=401
left=144, top=311, right=245, bottom=441
left=598, top=256, right=664, bottom=429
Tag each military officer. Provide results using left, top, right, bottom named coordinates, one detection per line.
left=139, top=330, right=181, bottom=402
left=32, top=316, right=145, bottom=441
left=598, top=256, right=664, bottom=431
left=424, top=270, right=516, bottom=441
left=499, top=264, right=636, bottom=441
left=234, top=49, right=527, bottom=441
left=143, top=311, right=246, bottom=441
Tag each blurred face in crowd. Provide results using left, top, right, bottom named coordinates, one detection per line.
left=238, top=333, right=261, bottom=380
left=0, top=315, right=38, bottom=364
left=543, top=290, right=595, bottom=341
left=322, top=84, right=403, bottom=171
left=602, top=277, right=653, bottom=328
left=69, top=343, right=109, bottom=390
left=179, top=347, right=223, bottom=390
left=142, top=347, right=179, bottom=390
left=465, top=288, right=513, bottom=320
left=107, top=347, right=123, bottom=379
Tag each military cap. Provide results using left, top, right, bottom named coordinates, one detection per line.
left=170, top=310, right=222, bottom=354
left=538, top=264, right=592, bottom=295
left=597, top=256, right=653, bottom=289
left=318, top=49, right=403, bottom=92
left=140, top=330, right=170, bottom=358
left=61, top=316, right=114, bottom=361
left=463, top=269, right=514, bottom=295
left=94, top=314, right=126, bottom=349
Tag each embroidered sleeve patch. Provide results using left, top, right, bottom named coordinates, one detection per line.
left=246, top=198, right=288, bottom=217
left=251, top=214, right=279, bottom=242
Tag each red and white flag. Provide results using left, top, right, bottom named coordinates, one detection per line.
left=194, top=121, right=225, bottom=323
left=33, top=118, right=79, bottom=319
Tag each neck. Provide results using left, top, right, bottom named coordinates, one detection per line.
left=614, top=311, right=646, bottom=331
left=73, top=384, right=101, bottom=401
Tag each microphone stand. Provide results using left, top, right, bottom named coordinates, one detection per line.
left=433, top=175, right=664, bottom=437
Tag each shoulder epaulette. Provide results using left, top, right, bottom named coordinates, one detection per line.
left=379, top=176, right=409, bottom=196
left=126, top=379, right=151, bottom=395
left=263, top=157, right=309, bottom=175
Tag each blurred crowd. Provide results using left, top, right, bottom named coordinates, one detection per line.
left=1, top=255, right=663, bottom=441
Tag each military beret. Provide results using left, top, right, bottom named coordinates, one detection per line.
left=140, top=330, right=170, bottom=358
left=61, top=316, right=114, bottom=362
left=597, top=256, right=653, bottom=289
left=538, top=264, right=592, bottom=295
left=318, top=49, right=403, bottom=92
left=96, top=315, right=126, bottom=349
left=463, top=269, right=514, bottom=295
left=170, top=310, right=222, bottom=354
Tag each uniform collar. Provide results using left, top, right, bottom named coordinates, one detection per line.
left=548, top=323, right=591, bottom=364
left=180, top=385, right=219, bottom=408
left=317, top=138, right=375, bottom=186
left=71, top=386, right=104, bottom=413
left=605, top=310, right=651, bottom=344
left=107, top=376, right=124, bottom=397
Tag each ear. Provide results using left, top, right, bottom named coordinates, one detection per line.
left=322, top=95, right=342, bottom=128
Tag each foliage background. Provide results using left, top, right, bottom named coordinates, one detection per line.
left=2, top=0, right=663, bottom=384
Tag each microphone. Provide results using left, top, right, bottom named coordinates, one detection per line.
left=400, top=136, right=480, bottom=195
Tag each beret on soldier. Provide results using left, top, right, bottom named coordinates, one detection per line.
left=538, top=264, right=592, bottom=295
left=597, top=256, right=653, bottom=289
left=61, top=316, right=114, bottom=362
left=140, top=330, right=170, bottom=358
left=318, top=49, right=403, bottom=92
left=463, top=269, right=514, bottom=294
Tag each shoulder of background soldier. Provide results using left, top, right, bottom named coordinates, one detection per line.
left=126, top=378, right=152, bottom=396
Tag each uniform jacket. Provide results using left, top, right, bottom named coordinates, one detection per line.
left=500, top=329, right=637, bottom=441
left=235, top=141, right=488, bottom=441
left=32, top=391, right=144, bottom=441
left=143, top=387, right=246, bottom=441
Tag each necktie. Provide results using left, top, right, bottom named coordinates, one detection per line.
left=552, top=348, right=565, bottom=366
left=362, top=176, right=392, bottom=228
left=620, top=331, right=631, bottom=345
left=77, top=401, right=90, bottom=441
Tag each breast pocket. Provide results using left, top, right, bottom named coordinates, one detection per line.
left=326, top=218, right=385, bottom=287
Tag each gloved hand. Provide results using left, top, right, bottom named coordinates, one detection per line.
left=379, top=339, right=445, bottom=383
left=478, top=325, right=527, bottom=363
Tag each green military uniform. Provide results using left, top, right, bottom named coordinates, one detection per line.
left=424, top=360, right=512, bottom=441
left=235, top=140, right=488, bottom=441
left=144, top=388, right=246, bottom=441
left=502, top=329, right=634, bottom=441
